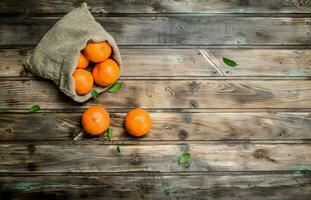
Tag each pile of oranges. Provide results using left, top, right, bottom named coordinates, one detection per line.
left=77, top=41, right=152, bottom=138
left=73, top=41, right=120, bottom=95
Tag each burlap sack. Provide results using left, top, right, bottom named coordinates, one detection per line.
left=25, top=3, right=122, bottom=103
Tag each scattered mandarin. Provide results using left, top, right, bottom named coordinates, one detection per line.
left=125, top=108, right=152, bottom=137
left=82, top=106, right=110, bottom=136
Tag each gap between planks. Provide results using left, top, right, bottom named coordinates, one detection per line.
left=1, top=108, right=311, bottom=113
left=3, top=13, right=311, bottom=18
left=1, top=0, right=311, bottom=15
left=2, top=45, right=311, bottom=49
left=1, top=77, right=311, bottom=81
left=0, top=140, right=310, bottom=145
left=0, top=171, right=308, bottom=176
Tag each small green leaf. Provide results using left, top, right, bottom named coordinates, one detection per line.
left=91, top=90, right=99, bottom=99
left=107, top=82, right=122, bottom=93
left=116, top=145, right=121, bottom=153
left=223, top=57, right=237, bottom=68
left=28, top=105, right=40, bottom=113
left=291, top=165, right=311, bottom=174
left=164, top=186, right=178, bottom=195
left=178, top=152, right=191, bottom=165
left=106, top=128, right=112, bottom=140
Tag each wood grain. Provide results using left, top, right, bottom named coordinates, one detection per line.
left=0, top=143, right=310, bottom=172
left=0, top=112, right=310, bottom=141
left=0, top=80, right=310, bottom=110
left=1, top=0, right=311, bottom=198
left=1, top=173, right=311, bottom=200
left=1, top=48, right=311, bottom=78
left=1, top=17, right=310, bottom=46
left=1, top=0, right=311, bottom=14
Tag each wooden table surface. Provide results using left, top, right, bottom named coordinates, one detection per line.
left=0, top=1, right=311, bottom=199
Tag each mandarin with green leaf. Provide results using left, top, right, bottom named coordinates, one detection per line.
left=82, top=106, right=110, bottom=136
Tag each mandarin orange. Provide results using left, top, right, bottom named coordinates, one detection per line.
left=73, top=69, right=93, bottom=95
left=92, top=59, right=120, bottom=86
left=83, top=41, right=112, bottom=63
left=82, top=106, right=110, bottom=136
left=77, top=52, right=89, bottom=69
left=125, top=108, right=152, bottom=137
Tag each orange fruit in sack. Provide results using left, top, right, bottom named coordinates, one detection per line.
left=73, top=69, right=94, bottom=95
left=82, top=106, right=110, bottom=136
left=92, top=59, right=120, bottom=86
left=77, top=53, right=89, bottom=69
left=83, top=41, right=112, bottom=63
left=125, top=108, right=152, bottom=137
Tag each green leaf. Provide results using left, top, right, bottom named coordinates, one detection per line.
left=164, top=186, right=178, bottom=195
left=91, top=90, right=99, bottom=99
left=178, top=152, right=191, bottom=164
left=106, top=128, right=112, bottom=140
left=28, top=105, right=40, bottom=113
left=116, top=145, right=121, bottom=153
left=107, top=82, right=122, bottom=93
left=223, top=57, right=237, bottom=68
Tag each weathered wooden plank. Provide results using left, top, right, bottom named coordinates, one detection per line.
left=0, top=113, right=310, bottom=141
left=0, top=143, right=310, bottom=172
left=1, top=17, right=310, bottom=46
left=1, top=0, right=311, bottom=14
left=1, top=48, right=311, bottom=78
left=0, top=80, right=310, bottom=110
left=1, top=173, right=310, bottom=200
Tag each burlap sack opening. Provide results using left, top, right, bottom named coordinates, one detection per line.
left=25, top=3, right=122, bottom=103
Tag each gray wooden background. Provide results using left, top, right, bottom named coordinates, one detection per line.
left=0, top=0, right=311, bottom=199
